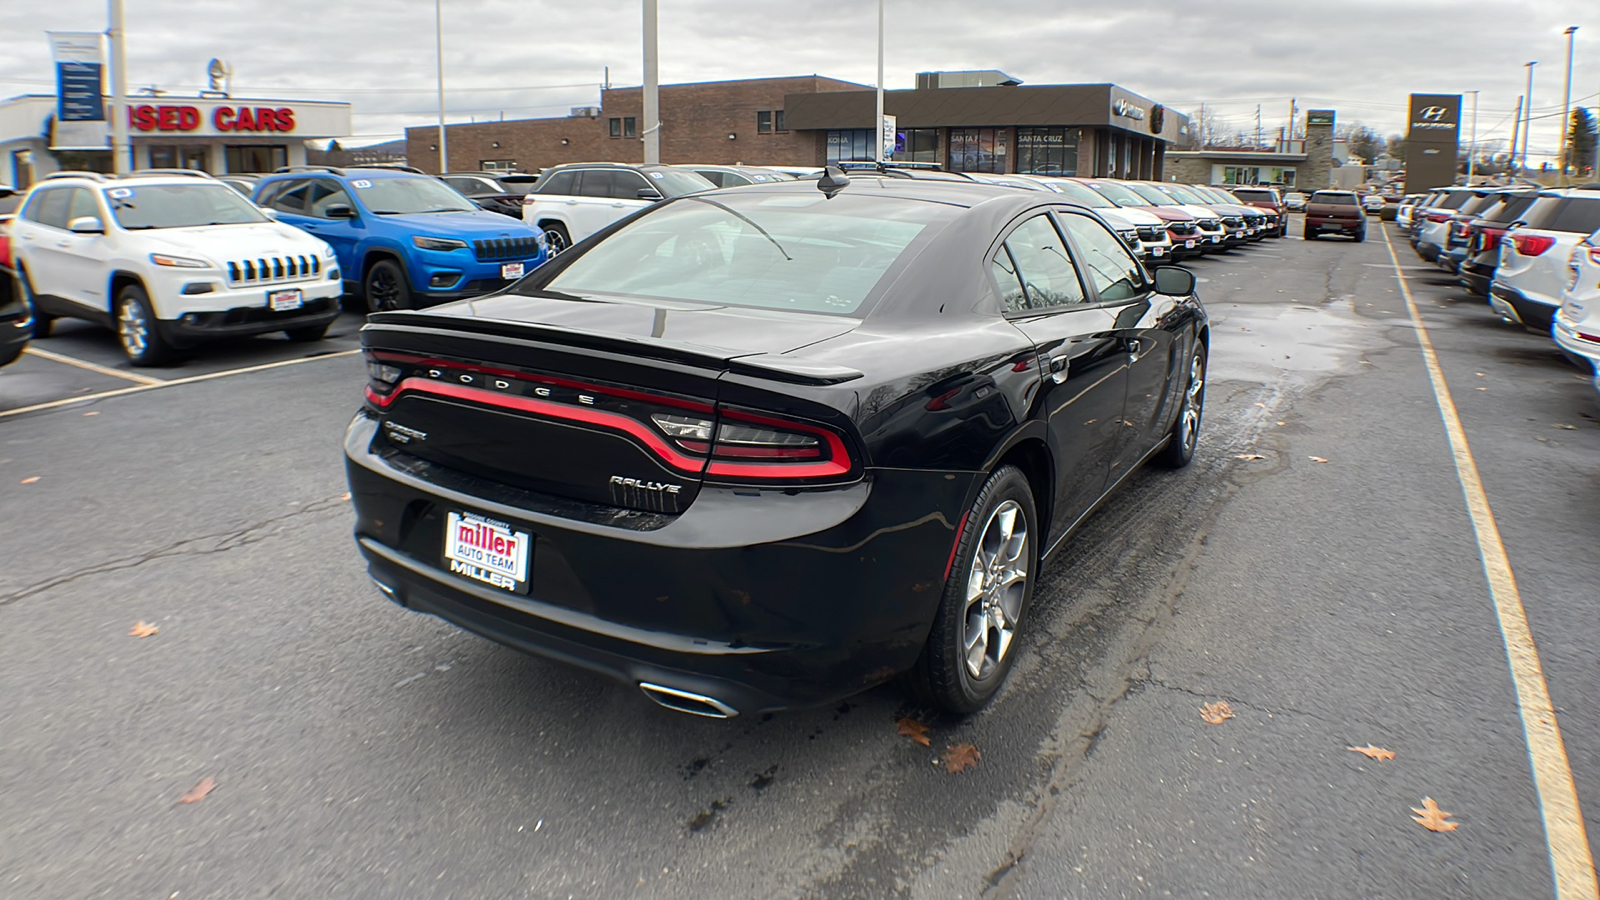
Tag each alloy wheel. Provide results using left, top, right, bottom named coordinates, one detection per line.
left=962, top=499, right=1029, bottom=680
left=117, top=299, right=149, bottom=358
left=1179, top=350, right=1206, bottom=454
left=368, top=268, right=401, bottom=311
left=542, top=228, right=569, bottom=255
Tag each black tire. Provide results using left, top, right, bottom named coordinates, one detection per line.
left=1155, top=341, right=1206, bottom=469
left=910, top=464, right=1037, bottom=714
left=1304, top=228, right=1317, bottom=241
left=1353, top=228, right=1366, bottom=243
left=364, top=258, right=413, bottom=313
left=114, top=283, right=174, bottom=367
left=284, top=323, right=330, bottom=342
left=18, top=267, right=52, bottom=338
left=540, top=222, right=571, bottom=256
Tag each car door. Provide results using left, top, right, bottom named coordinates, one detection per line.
left=566, top=170, right=625, bottom=240
left=12, top=187, right=72, bottom=299
left=52, top=187, right=112, bottom=312
left=305, top=178, right=362, bottom=271
left=995, top=213, right=1128, bottom=540
left=1057, top=210, right=1184, bottom=476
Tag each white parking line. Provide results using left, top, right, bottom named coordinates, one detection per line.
left=1383, top=224, right=1599, bottom=900
left=22, top=346, right=166, bottom=385
left=0, top=348, right=362, bottom=420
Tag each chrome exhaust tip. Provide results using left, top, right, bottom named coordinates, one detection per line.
left=639, top=682, right=739, bottom=719
left=371, top=577, right=402, bottom=605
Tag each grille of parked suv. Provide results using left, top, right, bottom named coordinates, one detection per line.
left=1136, top=225, right=1165, bottom=242
left=1168, top=222, right=1198, bottom=236
left=473, top=237, right=541, bottom=261
left=1196, top=219, right=1222, bottom=232
left=1221, top=216, right=1244, bottom=228
left=226, top=255, right=322, bottom=286
left=1116, top=229, right=1139, bottom=248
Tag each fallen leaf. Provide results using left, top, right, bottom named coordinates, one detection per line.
left=1308, top=456, right=1329, bottom=464
left=83, top=411, right=100, bottom=416
left=1200, top=701, right=1235, bottom=724
left=1347, top=744, right=1396, bottom=761
left=940, top=743, right=982, bottom=773
left=1235, top=453, right=1266, bottom=460
left=340, top=491, right=352, bottom=502
left=1411, top=796, right=1459, bottom=832
left=179, top=776, right=216, bottom=804
left=896, top=717, right=932, bottom=747
left=19, top=476, right=39, bottom=484
left=130, top=621, right=159, bottom=637
left=1476, top=387, right=1488, bottom=391
left=1276, top=421, right=1286, bottom=426
left=1555, top=423, right=1578, bottom=431
left=1253, top=402, right=1269, bottom=409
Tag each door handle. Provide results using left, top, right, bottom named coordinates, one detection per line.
left=1047, top=354, right=1070, bottom=383
left=1125, top=338, right=1143, bottom=356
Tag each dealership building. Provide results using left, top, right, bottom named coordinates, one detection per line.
left=406, top=71, right=1189, bottom=179
left=0, top=93, right=352, bottom=188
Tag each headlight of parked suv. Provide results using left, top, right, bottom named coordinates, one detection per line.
left=412, top=236, right=469, bottom=252
left=320, top=244, right=337, bottom=257
left=150, top=253, right=212, bottom=268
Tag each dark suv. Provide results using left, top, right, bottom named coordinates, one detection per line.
left=1304, top=191, right=1365, bottom=241
left=1227, top=186, right=1288, bottom=237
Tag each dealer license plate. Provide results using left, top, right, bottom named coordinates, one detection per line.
left=501, top=262, right=525, bottom=280
left=1151, top=246, right=1165, bottom=257
left=1184, top=239, right=1196, bottom=249
left=268, top=288, right=303, bottom=312
left=444, top=511, right=531, bottom=594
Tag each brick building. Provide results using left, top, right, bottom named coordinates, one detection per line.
left=404, top=72, right=1188, bottom=178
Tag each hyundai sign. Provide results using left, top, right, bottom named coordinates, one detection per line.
left=1405, top=93, right=1461, bottom=193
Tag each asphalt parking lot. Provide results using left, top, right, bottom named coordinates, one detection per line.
left=2, top=222, right=1597, bottom=899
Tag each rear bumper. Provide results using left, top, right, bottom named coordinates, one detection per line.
left=344, top=412, right=978, bottom=714
left=1458, top=258, right=1496, bottom=295
left=1417, top=241, right=1441, bottom=262
left=1553, top=317, right=1600, bottom=394
left=1489, top=282, right=1557, bottom=332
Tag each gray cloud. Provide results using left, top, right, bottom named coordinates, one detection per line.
left=1, top=0, right=1594, bottom=159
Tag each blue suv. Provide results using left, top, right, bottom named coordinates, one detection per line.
left=253, top=166, right=547, bottom=311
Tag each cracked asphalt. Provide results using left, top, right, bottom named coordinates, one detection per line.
left=2, top=220, right=1597, bottom=899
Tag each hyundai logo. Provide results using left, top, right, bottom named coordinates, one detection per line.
left=1112, top=99, right=1146, bottom=121
left=1418, top=106, right=1449, bottom=122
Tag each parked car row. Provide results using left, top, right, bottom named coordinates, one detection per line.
left=1405, top=184, right=1600, bottom=402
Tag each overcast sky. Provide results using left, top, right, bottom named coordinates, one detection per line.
left=1, top=0, right=1595, bottom=163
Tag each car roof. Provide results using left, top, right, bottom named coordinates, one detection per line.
left=707, top=174, right=1087, bottom=212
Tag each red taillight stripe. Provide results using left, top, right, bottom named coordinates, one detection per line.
left=371, top=378, right=709, bottom=473
left=706, top=407, right=852, bottom=478
left=943, top=510, right=971, bottom=581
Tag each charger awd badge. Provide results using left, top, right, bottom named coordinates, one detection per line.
left=383, top=421, right=428, bottom=444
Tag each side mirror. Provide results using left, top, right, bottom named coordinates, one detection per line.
left=68, top=216, right=104, bottom=235
left=1151, top=265, right=1196, bottom=296
left=324, top=204, right=356, bottom=219
left=258, top=207, right=279, bottom=219
left=636, top=188, right=664, bottom=201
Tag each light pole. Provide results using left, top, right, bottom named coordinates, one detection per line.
left=873, top=0, right=884, bottom=164
left=642, top=0, right=659, bottom=164
left=434, top=0, right=447, bottom=173
left=1522, top=61, right=1537, bottom=175
left=108, top=0, right=130, bottom=174
left=1562, top=25, right=1577, bottom=183
left=1465, top=90, right=1479, bottom=183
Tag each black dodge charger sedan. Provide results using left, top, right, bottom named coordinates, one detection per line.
left=346, top=170, right=1209, bottom=717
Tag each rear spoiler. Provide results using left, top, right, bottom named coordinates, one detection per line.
left=362, top=313, right=864, bottom=386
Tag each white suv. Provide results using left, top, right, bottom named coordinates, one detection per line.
left=1489, top=188, right=1600, bottom=334
left=11, top=170, right=342, bottom=365
left=1554, top=228, right=1600, bottom=400
left=521, top=163, right=715, bottom=253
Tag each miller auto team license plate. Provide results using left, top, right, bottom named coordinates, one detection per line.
left=445, top=511, right=531, bottom=594
left=268, top=288, right=303, bottom=312
left=501, top=262, right=525, bottom=280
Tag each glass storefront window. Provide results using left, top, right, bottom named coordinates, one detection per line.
left=1217, top=165, right=1296, bottom=186
left=148, top=145, right=208, bottom=171
left=1015, top=127, right=1077, bottom=176
left=825, top=129, right=873, bottom=164
left=225, top=145, right=287, bottom=173
left=949, top=127, right=1006, bottom=174
left=892, top=128, right=939, bottom=165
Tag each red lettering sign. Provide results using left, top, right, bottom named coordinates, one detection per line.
left=213, top=106, right=234, bottom=131
left=128, top=104, right=297, bottom=133
left=129, top=104, right=203, bottom=132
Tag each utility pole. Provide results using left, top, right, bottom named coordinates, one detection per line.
left=1466, top=90, right=1479, bottom=184
left=1509, top=95, right=1523, bottom=178
left=1523, top=61, right=1537, bottom=172
left=873, top=0, right=884, bottom=164
left=1561, top=26, right=1578, bottom=183
left=1255, top=105, right=1261, bottom=147
left=1289, top=98, right=1297, bottom=140
left=642, top=0, right=659, bottom=164
left=434, top=0, right=447, bottom=173
left=107, top=0, right=130, bottom=174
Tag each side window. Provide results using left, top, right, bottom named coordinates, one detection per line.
left=612, top=170, right=651, bottom=199
left=308, top=180, right=353, bottom=218
left=67, top=188, right=101, bottom=225
left=269, top=179, right=311, bottom=214
left=23, top=188, right=71, bottom=229
left=990, top=248, right=1029, bottom=312
left=694, top=170, right=727, bottom=189
left=442, top=177, right=473, bottom=194
left=540, top=171, right=577, bottom=196
left=579, top=170, right=616, bottom=198
left=1001, top=215, right=1086, bottom=310
left=1057, top=213, right=1147, bottom=303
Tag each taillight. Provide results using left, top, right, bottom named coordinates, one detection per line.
left=1512, top=233, right=1556, bottom=257
left=1481, top=231, right=1502, bottom=254
left=1425, top=211, right=1452, bottom=223
left=1586, top=244, right=1600, bottom=265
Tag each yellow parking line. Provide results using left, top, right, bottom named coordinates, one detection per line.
left=23, top=346, right=166, bottom=385
left=1383, top=224, right=1599, bottom=900
left=0, top=348, right=361, bottom=420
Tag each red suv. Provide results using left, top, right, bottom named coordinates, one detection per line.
left=1227, top=186, right=1288, bottom=237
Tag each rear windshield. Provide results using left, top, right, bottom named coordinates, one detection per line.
left=531, top=192, right=957, bottom=315
left=1310, top=192, right=1357, bottom=206
left=1519, top=195, right=1600, bottom=234
left=1458, top=193, right=1503, bottom=216
left=1430, top=192, right=1473, bottom=211
left=1482, top=195, right=1538, bottom=223
left=105, top=182, right=269, bottom=229
left=1231, top=188, right=1278, bottom=203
